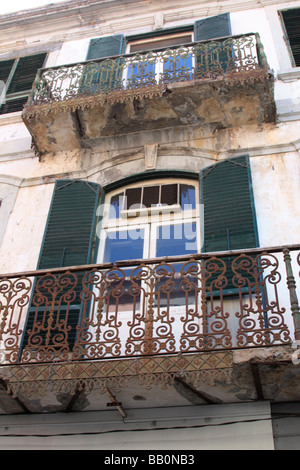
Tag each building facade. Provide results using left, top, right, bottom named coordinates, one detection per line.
left=0, top=0, right=300, bottom=450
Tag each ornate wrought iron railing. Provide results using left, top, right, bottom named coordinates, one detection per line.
left=0, top=245, right=299, bottom=366
left=23, top=33, right=269, bottom=117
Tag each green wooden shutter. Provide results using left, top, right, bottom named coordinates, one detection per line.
left=281, top=8, right=300, bottom=67
left=22, top=180, right=100, bottom=354
left=194, top=13, right=231, bottom=73
left=200, top=156, right=258, bottom=294
left=0, top=53, right=46, bottom=114
left=6, top=53, right=46, bottom=95
left=81, top=35, right=124, bottom=94
left=194, top=13, right=231, bottom=41
left=0, top=59, right=15, bottom=83
left=86, top=35, right=124, bottom=60
left=200, top=155, right=258, bottom=252
left=37, top=180, right=100, bottom=269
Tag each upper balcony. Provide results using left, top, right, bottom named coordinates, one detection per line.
left=22, top=33, right=276, bottom=155
left=0, top=245, right=299, bottom=414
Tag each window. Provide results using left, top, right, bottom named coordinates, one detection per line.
left=100, top=178, right=199, bottom=264
left=0, top=53, right=46, bottom=114
left=98, top=178, right=199, bottom=325
left=125, top=33, right=194, bottom=87
left=280, top=8, right=300, bottom=67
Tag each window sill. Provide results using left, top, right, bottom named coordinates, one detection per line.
left=0, top=111, right=23, bottom=125
left=277, top=66, right=300, bottom=82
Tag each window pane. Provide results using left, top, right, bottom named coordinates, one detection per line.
left=125, top=187, right=142, bottom=210
left=103, top=229, right=145, bottom=263
left=180, top=184, right=196, bottom=210
left=103, top=229, right=145, bottom=312
left=143, top=185, right=159, bottom=207
left=156, top=222, right=197, bottom=257
left=129, top=35, right=192, bottom=53
left=161, top=183, right=178, bottom=205
left=163, top=53, right=193, bottom=82
left=109, top=193, right=124, bottom=219
left=156, top=222, right=197, bottom=309
left=127, top=60, right=156, bottom=87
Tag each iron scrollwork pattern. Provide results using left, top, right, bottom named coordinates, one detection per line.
left=232, top=253, right=291, bottom=347
left=0, top=248, right=295, bottom=365
left=179, top=258, right=232, bottom=352
left=0, top=277, right=32, bottom=364
left=23, top=34, right=268, bottom=118
left=21, top=272, right=78, bottom=363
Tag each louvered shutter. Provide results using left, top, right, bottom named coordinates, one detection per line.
left=194, top=13, right=231, bottom=73
left=6, top=53, right=46, bottom=94
left=200, top=155, right=258, bottom=293
left=0, top=53, right=46, bottom=114
left=0, top=59, right=17, bottom=114
left=86, top=35, right=124, bottom=60
left=281, top=9, right=300, bottom=67
left=0, top=59, right=15, bottom=83
left=37, top=180, right=100, bottom=269
left=81, top=35, right=124, bottom=94
left=22, top=180, right=100, bottom=353
left=194, top=13, right=231, bottom=41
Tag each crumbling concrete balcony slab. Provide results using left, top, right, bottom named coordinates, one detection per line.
left=22, top=33, right=276, bottom=156
left=0, top=245, right=299, bottom=413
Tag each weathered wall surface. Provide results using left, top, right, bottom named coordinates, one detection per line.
left=0, top=0, right=299, bottom=331
left=1, top=120, right=300, bottom=274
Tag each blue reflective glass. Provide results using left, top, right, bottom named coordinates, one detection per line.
left=109, top=193, right=124, bottom=219
left=103, top=229, right=145, bottom=263
left=127, top=61, right=155, bottom=85
left=180, top=184, right=195, bottom=210
left=163, top=53, right=193, bottom=81
left=156, top=222, right=197, bottom=258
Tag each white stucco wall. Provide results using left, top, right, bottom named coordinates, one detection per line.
left=0, top=184, right=54, bottom=273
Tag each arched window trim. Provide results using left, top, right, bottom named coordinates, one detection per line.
left=103, top=170, right=199, bottom=195
left=97, top=172, right=200, bottom=265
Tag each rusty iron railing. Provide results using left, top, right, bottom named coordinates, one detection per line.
left=22, top=33, right=269, bottom=118
left=0, top=245, right=299, bottom=365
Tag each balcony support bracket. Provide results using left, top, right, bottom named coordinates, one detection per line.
left=105, top=387, right=127, bottom=419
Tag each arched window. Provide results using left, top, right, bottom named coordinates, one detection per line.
left=97, top=177, right=200, bottom=265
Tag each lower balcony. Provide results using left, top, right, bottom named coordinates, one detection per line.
left=22, top=33, right=276, bottom=155
left=0, top=246, right=299, bottom=414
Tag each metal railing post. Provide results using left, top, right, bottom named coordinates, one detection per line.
left=283, top=248, right=300, bottom=340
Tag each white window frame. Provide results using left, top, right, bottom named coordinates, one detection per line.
left=99, top=177, right=200, bottom=259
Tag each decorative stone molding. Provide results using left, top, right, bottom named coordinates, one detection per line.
left=144, top=143, right=158, bottom=170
